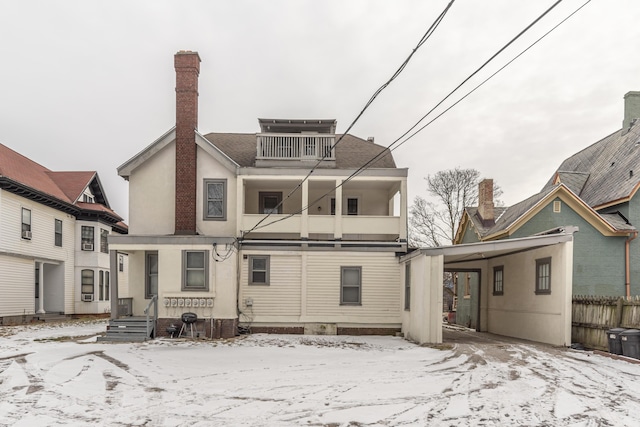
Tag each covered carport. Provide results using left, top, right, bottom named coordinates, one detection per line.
left=400, top=232, right=574, bottom=347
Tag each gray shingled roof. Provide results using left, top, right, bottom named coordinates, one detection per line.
left=543, top=124, right=640, bottom=208
left=202, top=133, right=396, bottom=169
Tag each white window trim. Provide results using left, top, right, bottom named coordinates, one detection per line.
left=248, top=255, right=270, bottom=286
left=203, top=178, right=227, bottom=221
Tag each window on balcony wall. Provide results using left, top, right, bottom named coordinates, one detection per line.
left=81, top=269, right=94, bottom=298
left=21, top=208, right=31, bottom=239
left=347, top=198, right=359, bottom=215
left=330, top=198, right=336, bottom=215
left=493, top=266, right=504, bottom=296
left=81, top=226, right=94, bottom=251
left=249, top=255, right=270, bottom=285
left=204, top=179, right=227, bottom=220
left=340, top=266, right=361, bottom=305
left=259, top=192, right=282, bottom=214
left=100, top=229, right=108, bottom=253
left=145, top=251, right=158, bottom=298
left=54, top=219, right=62, bottom=246
left=535, top=257, right=551, bottom=294
left=182, top=250, right=209, bottom=291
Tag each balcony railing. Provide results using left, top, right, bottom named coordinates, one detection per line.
left=257, top=134, right=335, bottom=160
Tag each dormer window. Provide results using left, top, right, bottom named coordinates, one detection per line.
left=83, top=194, right=94, bottom=203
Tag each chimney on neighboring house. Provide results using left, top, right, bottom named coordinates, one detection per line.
left=623, top=91, right=640, bottom=131
left=174, top=50, right=201, bottom=235
left=477, top=178, right=495, bottom=226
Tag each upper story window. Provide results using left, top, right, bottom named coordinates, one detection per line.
left=81, top=226, right=94, bottom=251
left=347, top=198, right=359, bottom=215
left=204, top=179, right=227, bottom=220
left=259, top=192, right=282, bottom=214
left=100, top=229, right=109, bottom=253
left=21, top=208, right=31, bottom=240
left=55, top=219, right=62, bottom=246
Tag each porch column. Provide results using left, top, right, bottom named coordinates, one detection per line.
left=110, top=250, right=119, bottom=319
left=400, top=179, right=408, bottom=241
left=334, top=179, right=343, bottom=239
left=237, top=176, right=244, bottom=236
left=36, top=262, right=45, bottom=314
left=301, top=179, right=309, bottom=238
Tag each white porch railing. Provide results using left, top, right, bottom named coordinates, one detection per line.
left=257, top=134, right=335, bottom=160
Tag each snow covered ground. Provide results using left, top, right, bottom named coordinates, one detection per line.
left=1, top=320, right=639, bottom=426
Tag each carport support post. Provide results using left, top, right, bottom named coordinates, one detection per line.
left=427, top=255, right=444, bottom=344
left=110, top=250, right=119, bottom=320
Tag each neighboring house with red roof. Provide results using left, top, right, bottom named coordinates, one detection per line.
left=107, top=51, right=408, bottom=340
left=0, top=143, right=127, bottom=324
left=454, top=92, right=640, bottom=327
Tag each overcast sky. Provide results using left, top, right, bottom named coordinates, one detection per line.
left=1, top=0, right=639, bottom=223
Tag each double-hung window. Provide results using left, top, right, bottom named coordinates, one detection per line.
left=341, top=266, right=362, bottom=305
left=100, top=229, right=108, bottom=253
left=145, top=251, right=158, bottom=298
left=182, top=250, right=209, bottom=291
left=81, top=226, right=94, bottom=251
left=249, top=255, right=270, bottom=285
left=55, top=219, right=62, bottom=246
left=493, top=266, right=504, bottom=296
left=81, top=269, right=94, bottom=298
left=21, top=208, right=31, bottom=239
left=204, top=179, right=227, bottom=220
left=404, top=262, right=411, bottom=310
left=535, top=258, right=551, bottom=294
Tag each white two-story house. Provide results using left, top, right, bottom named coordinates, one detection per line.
left=0, top=143, right=127, bottom=324
left=108, top=51, right=408, bottom=339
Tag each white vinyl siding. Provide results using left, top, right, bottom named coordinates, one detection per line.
left=240, top=253, right=301, bottom=316
left=0, top=192, right=76, bottom=315
left=306, top=252, right=400, bottom=318
left=0, top=255, right=35, bottom=317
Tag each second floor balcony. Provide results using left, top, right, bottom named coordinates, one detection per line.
left=256, top=134, right=336, bottom=167
left=238, top=174, right=408, bottom=243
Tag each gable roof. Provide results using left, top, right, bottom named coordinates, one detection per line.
left=119, top=128, right=397, bottom=178
left=456, top=184, right=634, bottom=244
left=544, top=124, right=640, bottom=209
left=0, top=143, right=122, bottom=223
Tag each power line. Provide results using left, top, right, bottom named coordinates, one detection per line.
left=242, top=0, right=456, bottom=237
left=246, top=0, right=591, bottom=234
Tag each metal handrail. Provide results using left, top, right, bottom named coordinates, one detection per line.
left=144, top=295, right=158, bottom=339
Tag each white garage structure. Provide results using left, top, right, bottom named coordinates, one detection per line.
left=400, top=232, right=574, bottom=347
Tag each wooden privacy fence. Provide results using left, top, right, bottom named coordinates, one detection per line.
left=572, top=295, right=640, bottom=350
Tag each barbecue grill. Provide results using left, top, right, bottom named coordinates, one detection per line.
left=179, top=312, right=198, bottom=338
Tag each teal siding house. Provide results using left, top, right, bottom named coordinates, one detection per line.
left=455, top=92, right=640, bottom=307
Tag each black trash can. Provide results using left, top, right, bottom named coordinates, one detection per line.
left=620, top=329, right=640, bottom=359
left=607, top=328, right=626, bottom=355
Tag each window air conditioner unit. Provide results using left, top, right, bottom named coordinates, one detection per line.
left=82, top=243, right=94, bottom=251
left=22, top=230, right=32, bottom=240
left=81, top=294, right=94, bottom=302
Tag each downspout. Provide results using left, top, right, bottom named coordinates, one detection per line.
left=625, top=231, right=638, bottom=299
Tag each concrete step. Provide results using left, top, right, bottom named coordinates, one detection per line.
left=99, top=318, right=155, bottom=342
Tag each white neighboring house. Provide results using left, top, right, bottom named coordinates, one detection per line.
left=108, top=51, right=409, bottom=339
left=0, top=143, right=127, bottom=324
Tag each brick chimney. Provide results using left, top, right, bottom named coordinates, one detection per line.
left=477, top=178, right=495, bottom=226
left=623, top=91, right=640, bottom=131
left=174, top=50, right=200, bottom=235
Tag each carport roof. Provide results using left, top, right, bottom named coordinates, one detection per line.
left=404, top=232, right=574, bottom=264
